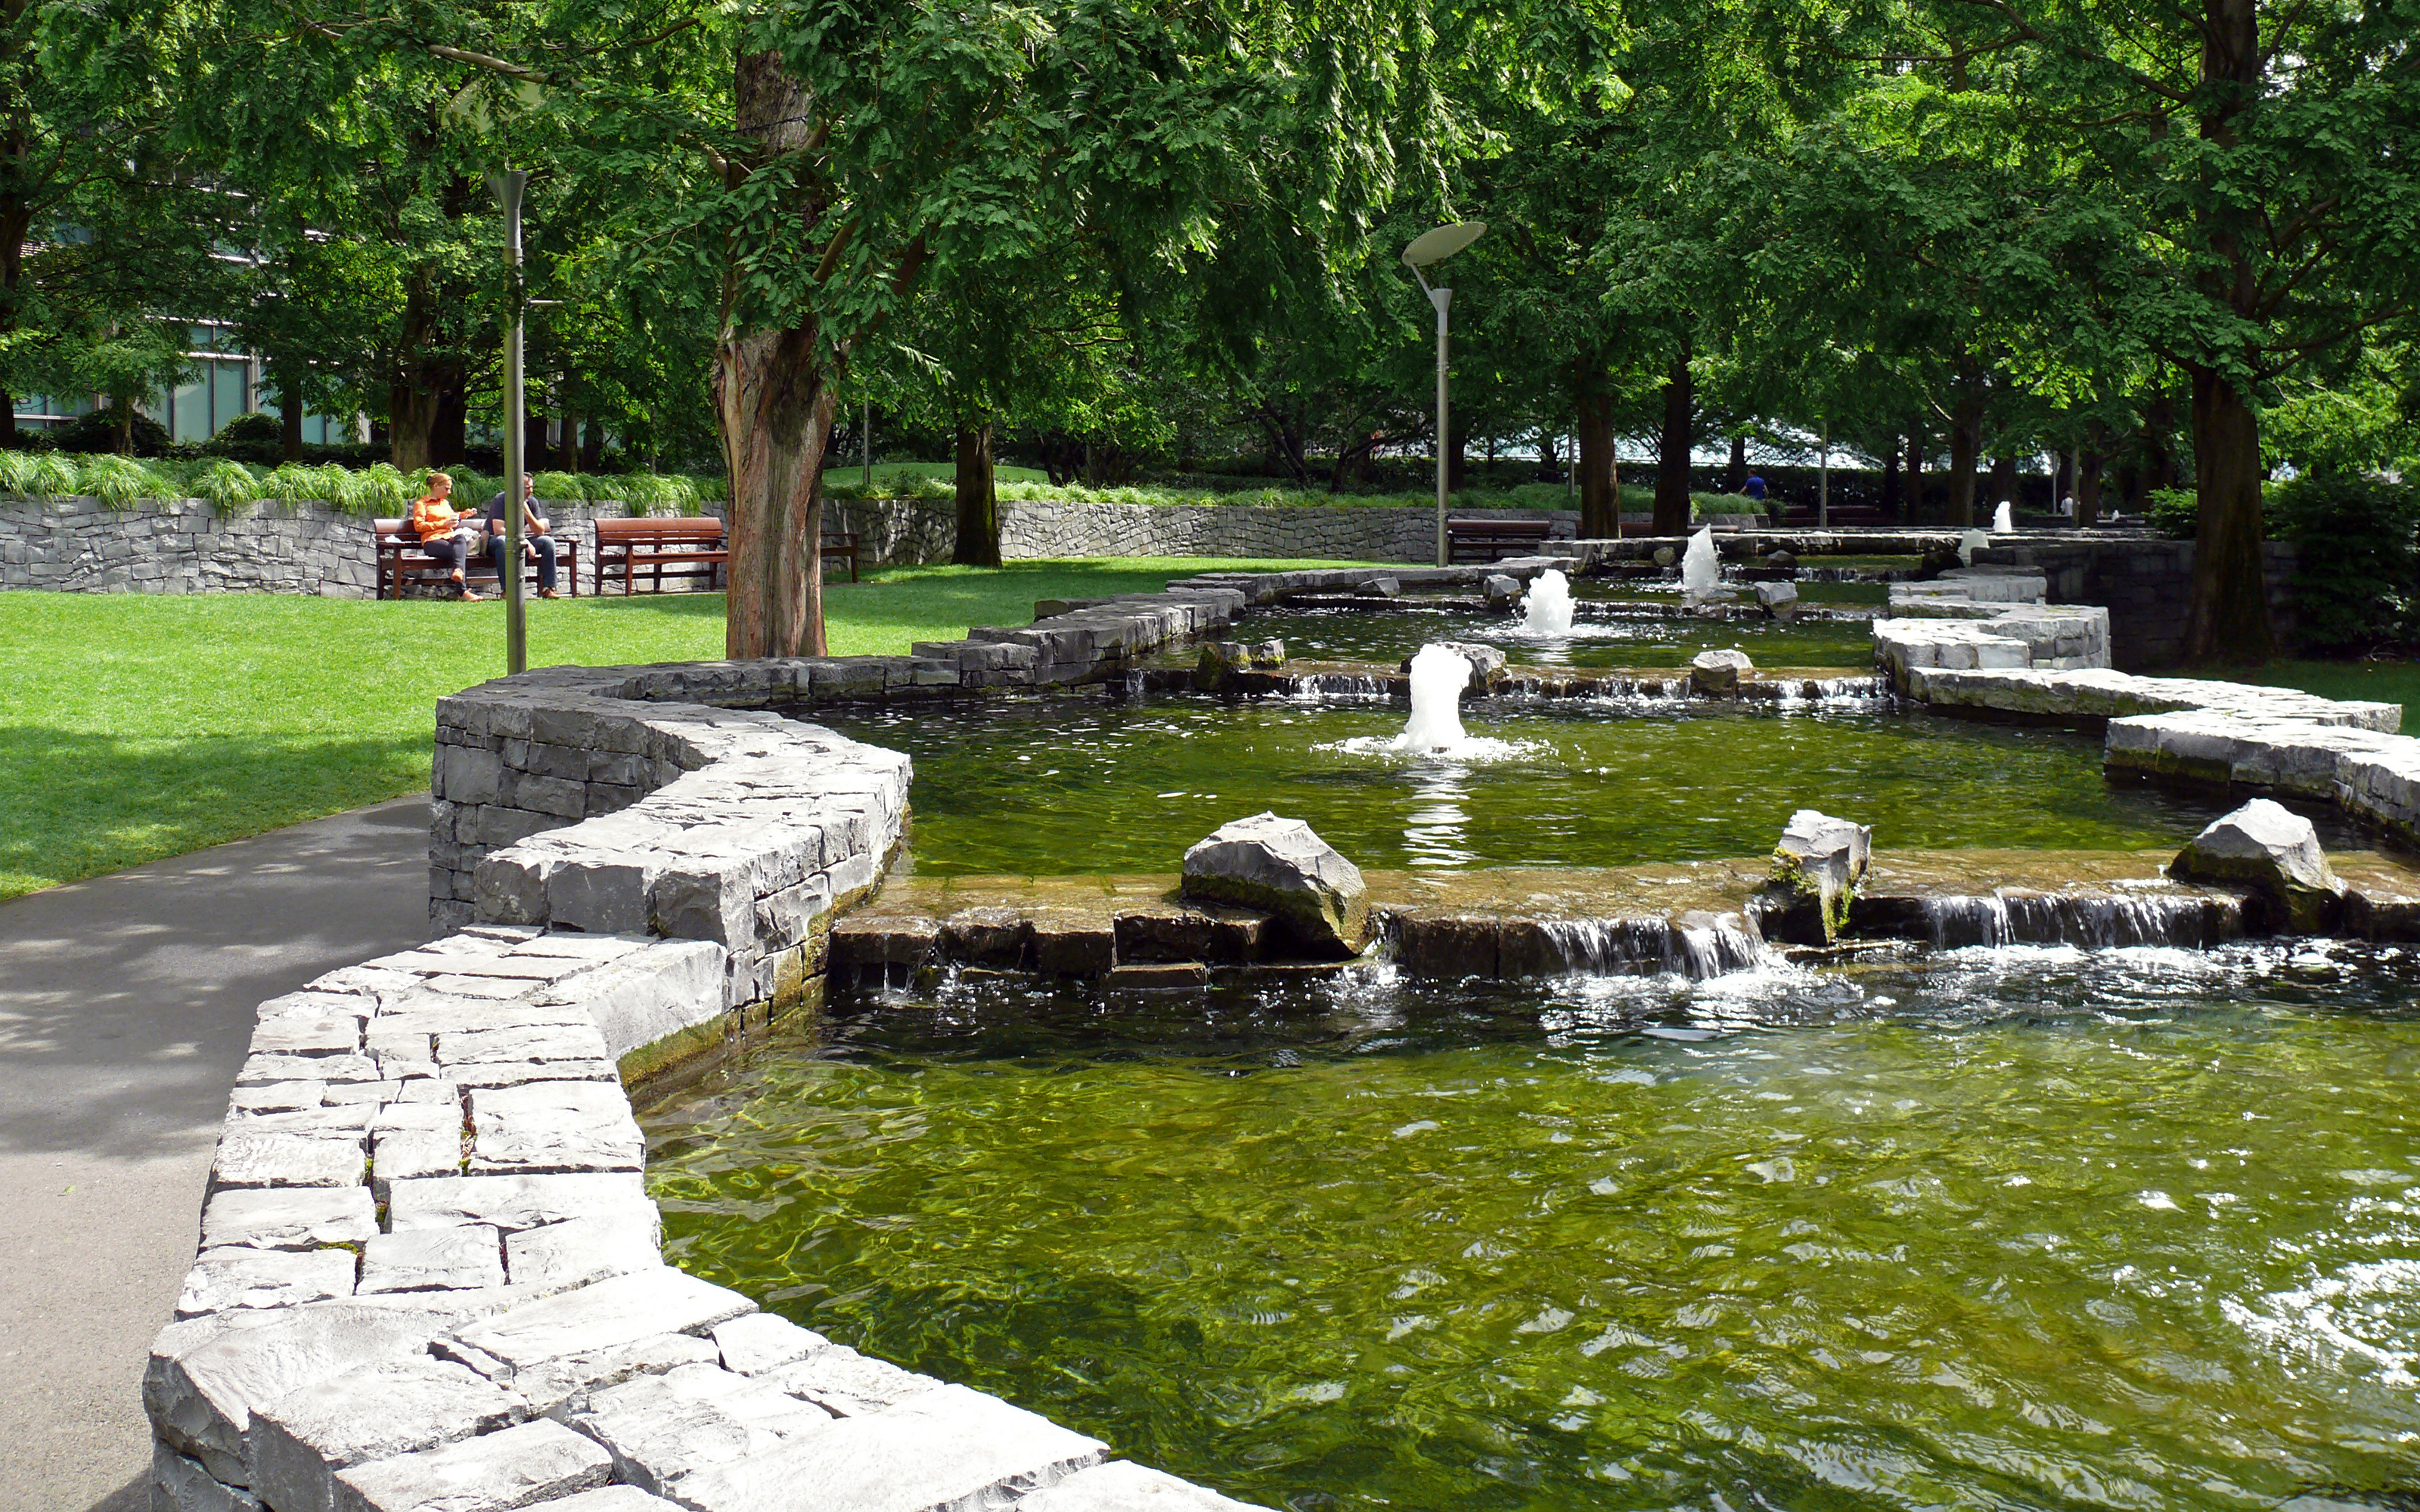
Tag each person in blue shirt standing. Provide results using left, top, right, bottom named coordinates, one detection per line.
left=1743, top=472, right=1767, bottom=503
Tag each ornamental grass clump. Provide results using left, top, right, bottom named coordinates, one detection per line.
left=76, top=454, right=176, bottom=507
left=356, top=464, right=415, bottom=516
left=193, top=460, right=261, bottom=513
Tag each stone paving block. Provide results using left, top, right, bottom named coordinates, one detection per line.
left=153, top=1442, right=264, bottom=1511
left=201, top=1186, right=378, bottom=1251
left=175, top=1246, right=358, bottom=1318
left=410, top=953, right=587, bottom=982
left=506, top=934, right=647, bottom=964
left=503, top=1210, right=664, bottom=1294
left=223, top=1105, right=378, bottom=1137
left=360, top=1226, right=507, bottom=1294
left=373, top=1128, right=463, bottom=1198
left=713, top=1312, right=829, bottom=1376
left=668, top=1383, right=1105, bottom=1512
left=1019, top=1461, right=1270, bottom=1511
left=257, top=990, right=375, bottom=1023
left=209, top=1130, right=367, bottom=1191
left=145, top=1298, right=479, bottom=1485
left=469, top=1081, right=645, bottom=1174
left=762, top=1343, right=942, bottom=1418
left=230, top=1080, right=326, bottom=1113
left=365, top=1027, right=434, bottom=1064
left=389, top=1171, right=650, bottom=1233
left=250, top=1357, right=523, bottom=1512
left=239, top=1052, right=382, bottom=1086
left=445, top=1057, right=621, bottom=1089
left=571, top=1363, right=832, bottom=1492
left=535, top=940, right=727, bottom=1061
left=417, top=971, right=541, bottom=1000
left=398, top=1077, right=464, bottom=1104
left=437, top=1021, right=613, bottom=1066
left=248, top=1015, right=366, bottom=1057
left=331, top=1417, right=611, bottom=1512
left=378, top=998, right=597, bottom=1036
left=509, top=1331, right=721, bottom=1418
left=445, top=1266, right=756, bottom=1371
left=535, top=1489, right=684, bottom=1512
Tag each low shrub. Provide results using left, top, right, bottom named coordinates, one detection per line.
left=193, top=460, right=261, bottom=513
left=2146, top=488, right=2198, bottom=539
left=76, top=454, right=177, bottom=507
left=204, top=413, right=287, bottom=465
left=2269, top=472, right=2420, bottom=655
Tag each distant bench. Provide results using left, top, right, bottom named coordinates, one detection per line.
left=373, top=519, right=581, bottom=600
left=594, top=516, right=729, bottom=595
left=1444, top=517, right=1554, bottom=562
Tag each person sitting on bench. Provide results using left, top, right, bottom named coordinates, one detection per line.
left=408, top=472, right=482, bottom=601
left=482, top=475, right=560, bottom=599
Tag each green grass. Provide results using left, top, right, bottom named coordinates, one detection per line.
left=2187, top=658, right=2420, bottom=730
left=0, top=558, right=1384, bottom=900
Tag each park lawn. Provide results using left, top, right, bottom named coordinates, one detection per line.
left=0, top=557, right=1382, bottom=900
left=2187, top=658, right=2420, bottom=730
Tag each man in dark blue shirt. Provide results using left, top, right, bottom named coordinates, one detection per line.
left=484, top=476, right=561, bottom=598
left=1743, top=472, right=1767, bottom=503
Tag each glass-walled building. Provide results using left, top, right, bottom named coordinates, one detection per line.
left=11, top=321, right=356, bottom=444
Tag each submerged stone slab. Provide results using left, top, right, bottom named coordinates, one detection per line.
left=667, top=1383, right=1105, bottom=1512
left=331, top=1417, right=610, bottom=1511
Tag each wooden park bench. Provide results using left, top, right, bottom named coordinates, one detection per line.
left=1444, top=517, right=1555, bottom=562
left=594, top=516, right=730, bottom=595
left=374, top=519, right=581, bottom=600
left=822, top=529, right=861, bottom=583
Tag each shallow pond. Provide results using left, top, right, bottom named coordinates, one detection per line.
left=1207, top=600, right=1879, bottom=670
left=808, top=696, right=2220, bottom=875
left=645, top=943, right=2420, bottom=1511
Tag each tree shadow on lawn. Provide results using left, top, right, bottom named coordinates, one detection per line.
left=0, top=725, right=430, bottom=901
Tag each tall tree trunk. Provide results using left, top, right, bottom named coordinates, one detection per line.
left=2077, top=422, right=2105, bottom=528
left=1904, top=419, right=1925, bottom=523
left=1987, top=454, right=2018, bottom=516
left=430, top=385, right=467, bottom=467
left=2143, top=389, right=2179, bottom=491
left=717, top=323, right=832, bottom=658
left=1576, top=391, right=1618, bottom=539
left=557, top=409, right=579, bottom=472
left=281, top=401, right=304, bottom=462
left=1652, top=342, right=1692, bottom=535
left=579, top=422, right=603, bottom=472
left=952, top=420, right=1001, bottom=566
left=1724, top=433, right=1746, bottom=494
left=1946, top=386, right=1984, bottom=528
left=1880, top=436, right=1901, bottom=520
left=2182, top=364, right=2272, bottom=663
left=386, top=275, right=445, bottom=470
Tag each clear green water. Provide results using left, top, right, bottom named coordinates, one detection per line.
left=809, top=697, right=2216, bottom=875
left=645, top=945, right=2420, bottom=1510
left=1224, top=602, right=1880, bottom=670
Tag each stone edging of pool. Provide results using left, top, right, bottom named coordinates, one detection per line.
left=148, top=561, right=2420, bottom=1512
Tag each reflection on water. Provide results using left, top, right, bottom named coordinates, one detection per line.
left=1403, top=767, right=1475, bottom=867
left=645, top=942, right=2420, bottom=1512
left=808, top=695, right=2220, bottom=875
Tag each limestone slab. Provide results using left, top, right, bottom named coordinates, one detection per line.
left=331, top=1418, right=611, bottom=1511
left=176, top=1246, right=357, bottom=1318
left=153, top=1442, right=264, bottom=1511
left=762, top=1342, right=942, bottom=1418
left=571, top=1363, right=831, bottom=1492
left=360, top=1225, right=507, bottom=1294
left=713, top=1312, right=829, bottom=1376
left=503, top=1209, right=664, bottom=1294
left=248, top=1016, right=365, bottom=1057
left=200, top=1186, right=377, bottom=1251
left=668, top=1383, right=1106, bottom=1512
left=373, top=1128, right=463, bottom=1198
left=538, top=1491, right=686, bottom=1512
left=250, top=1357, right=523, bottom=1512
left=1019, top=1461, right=1270, bottom=1511
left=436, top=1021, right=612, bottom=1066
left=469, top=1080, right=645, bottom=1173
left=209, top=1131, right=366, bottom=1191
left=508, top=1331, right=722, bottom=1418
left=387, top=1171, right=649, bottom=1233
left=445, top=1266, right=755, bottom=1371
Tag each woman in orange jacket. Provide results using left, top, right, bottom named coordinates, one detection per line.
left=408, top=472, right=483, bottom=600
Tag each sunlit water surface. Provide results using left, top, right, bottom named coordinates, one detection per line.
left=645, top=944, right=2420, bottom=1510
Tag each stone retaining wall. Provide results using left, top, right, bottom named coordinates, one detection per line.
left=1972, top=536, right=2299, bottom=669
left=824, top=497, right=1579, bottom=565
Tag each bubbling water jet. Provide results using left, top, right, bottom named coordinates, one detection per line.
left=1680, top=528, right=1721, bottom=598
left=1520, top=569, right=1574, bottom=635
left=1993, top=499, right=2015, bottom=534
left=1395, top=644, right=1472, bottom=751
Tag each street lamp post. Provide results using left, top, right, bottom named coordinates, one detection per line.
left=489, top=169, right=530, bottom=675
left=1402, top=222, right=1487, bottom=568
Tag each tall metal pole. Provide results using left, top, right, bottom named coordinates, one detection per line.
left=492, top=169, right=529, bottom=675
left=1431, top=285, right=1451, bottom=567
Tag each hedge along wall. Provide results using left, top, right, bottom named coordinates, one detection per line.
left=0, top=496, right=1581, bottom=595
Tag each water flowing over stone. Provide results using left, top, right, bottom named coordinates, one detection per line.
left=2169, top=798, right=2345, bottom=933
left=1957, top=528, right=1989, bottom=566
left=1689, top=649, right=1753, bottom=697
left=1520, top=568, right=1575, bottom=634
left=1680, top=528, right=1721, bottom=598
left=1902, top=891, right=2242, bottom=950
left=1772, top=810, right=1871, bottom=943
left=1394, top=642, right=1506, bottom=691
left=1181, top=813, right=1370, bottom=957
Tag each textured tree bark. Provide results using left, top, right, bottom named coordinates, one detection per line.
left=1723, top=433, right=1746, bottom=494
left=718, top=324, right=832, bottom=658
left=2182, top=363, right=2273, bottom=663
left=1576, top=391, right=1618, bottom=539
left=556, top=410, right=579, bottom=472
left=1945, top=385, right=1983, bottom=527
left=280, top=400, right=304, bottom=462
left=952, top=420, right=1001, bottom=566
left=1651, top=343, right=1692, bottom=536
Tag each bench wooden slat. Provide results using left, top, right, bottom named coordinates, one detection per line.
left=373, top=519, right=580, bottom=600
left=594, top=516, right=729, bottom=596
left=1444, top=517, right=1554, bottom=564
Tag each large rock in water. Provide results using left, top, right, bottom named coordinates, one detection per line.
left=2169, top=798, right=2344, bottom=933
left=1772, top=809, right=1872, bottom=943
left=1689, top=649, right=1753, bottom=696
left=1182, top=813, right=1370, bottom=957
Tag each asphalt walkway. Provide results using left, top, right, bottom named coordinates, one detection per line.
left=0, top=796, right=430, bottom=1512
